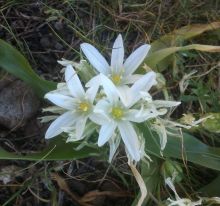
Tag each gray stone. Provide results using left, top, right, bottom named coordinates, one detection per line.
left=0, top=79, right=40, bottom=129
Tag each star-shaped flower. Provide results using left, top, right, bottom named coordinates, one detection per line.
left=80, top=34, right=151, bottom=86
left=44, top=65, right=98, bottom=141
left=90, top=73, right=157, bottom=162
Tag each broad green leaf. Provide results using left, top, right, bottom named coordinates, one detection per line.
left=0, top=39, right=56, bottom=97
left=140, top=124, right=220, bottom=171
left=145, top=44, right=220, bottom=69
left=199, top=174, right=220, bottom=196
left=0, top=137, right=100, bottom=161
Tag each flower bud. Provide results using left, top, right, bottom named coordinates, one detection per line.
left=161, top=160, right=183, bottom=183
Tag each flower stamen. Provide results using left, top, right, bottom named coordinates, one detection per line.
left=111, top=107, right=124, bottom=119
left=111, top=74, right=121, bottom=85
left=78, top=102, right=90, bottom=112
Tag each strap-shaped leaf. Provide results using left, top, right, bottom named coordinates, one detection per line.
left=145, top=44, right=220, bottom=69
left=139, top=124, right=220, bottom=171
left=199, top=174, right=220, bottom=196
left=0, top=39, right=56, bottom=97
left=0, top=137, right=100, bottom=161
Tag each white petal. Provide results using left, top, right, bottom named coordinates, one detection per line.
left=89, top=113, right=110, bottom=125
left=85, top=83, right=99, bottom=103
left=75, top=116, right=88, bottom=140
left=118, top=121, right=140, bottom=161
left=100, top=74, right=119, bottom=103
left=128, top=71, right=156, bottom=106
left=153, top=100, right=181, bottom=108
left=98, top=122, right=116, bottom=146
left=123, top=74, right=142, bottom=84
left=124, top=109, right=156, bottom=122
left=108, top=134, right=120, bottom=162
left=165, top=177, right=181, bottom=200
left=57, top=82, right=67, bottom=89
left=57, top=58, right=74, bottom=66
left=152, top=122, right=167, bottom=150
left=80, top=43, right=109, bottom=75
left=94, top=99, right=110, bottom=113
left=124, top=44, right=151, bottom=76
left=85, top=75, right=101, bottom=88
left=44, top=93, right=75, bottom=110
left=131, top=71, right=156, bottom=93
left=159, top=126, right=167, bottom=151
left=45, top=111, right=77, bottom=139
left=43, top=106, right=66, bottom=114
left=140, top=91, right=153, bottom=102
left=65, top=65, right=85, bottom=98
left=111, top=34, right=124, bottom=73
left=117, top=85, right=132, bottom=107
left=91, top=99, right=111, bottom=124
left=39, top=115, right=58, bottom=123
left=49, top=83, right=70, bottom=96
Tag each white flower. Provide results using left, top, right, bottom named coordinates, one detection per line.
left=165, top=177, right=202, bottom=206
left=87, top=70, right=157, bottom=108
left=139, top=93, right=181, bottom=151
left=44, top=65, right=98, bottom=140
left=90, top=73, right=157, bottom=162
left=80, top=34, right=151, bottom=86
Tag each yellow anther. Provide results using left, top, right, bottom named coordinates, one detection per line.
left=78, top=102, right=90, bottom=112
left=111, top=74, right=121, bottom=85
left=111, top=107, right=124, bottom=119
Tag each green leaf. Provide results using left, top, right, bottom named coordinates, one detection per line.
left=140, top=124, right=220, bottom=171
left=199, top=174, right=220, bottom=196
left=180, top=95, right=198, bottom=102
left=0, top=137, right=100, bottom=161
left=150, top=21, right=220, bottom=53
left=201, top=113, right=220, bottom=133
left=0, top=39, right=56, bottom=97
left=142, top=21, right=220, bottom=72
left=131, top=158, right=162, bottom=206
left=145, top=44, right=220, bottom=69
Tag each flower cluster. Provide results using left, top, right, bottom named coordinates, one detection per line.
left=43, top=34, right=180, bottom=163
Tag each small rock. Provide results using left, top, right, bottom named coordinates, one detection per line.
left=0, top=80, right=40, bottom=129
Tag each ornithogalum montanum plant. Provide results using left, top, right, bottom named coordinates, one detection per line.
left=43, top=34, right=187, bottom=205
left=43, top=44, right=181, bottom=163
left=44, top=64, right=169, bottom=162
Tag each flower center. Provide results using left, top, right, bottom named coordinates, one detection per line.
left=78, top=102, right=90, bottom=112
left=111, top=74, right=121, bottom=85
left=111, top=107, right=124, bottom=119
